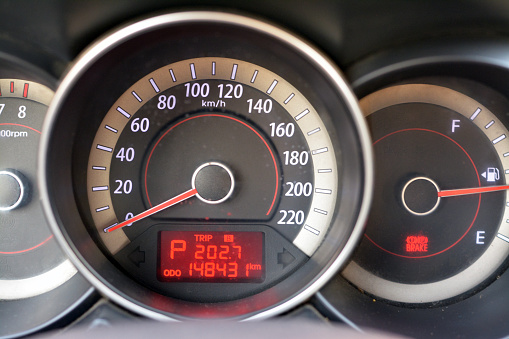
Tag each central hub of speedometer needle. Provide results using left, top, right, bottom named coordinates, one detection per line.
left=105, top=162, right=235, bottom=233
left=106, top=188, right=198, bottom=233
left=438, top=184, right=509, bottom=197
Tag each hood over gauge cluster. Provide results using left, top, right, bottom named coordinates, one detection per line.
left=40, top=12, right=372, bottom=319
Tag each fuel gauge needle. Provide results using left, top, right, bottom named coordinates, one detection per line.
left=438, top=184, right=509, bottom=198
left=104, top=188, right=197, bottom=233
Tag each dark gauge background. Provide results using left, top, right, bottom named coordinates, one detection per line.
left=0, top=59, right=93, bottom=338
left=105, top=80, right=313, bottom=301
left=355, top=103, right=503, bottom=284
left=42, top=13, right=370, bottom=320
left=109, top=81, right=311, bottom=241
left=141, top=113, right=281, bottom=220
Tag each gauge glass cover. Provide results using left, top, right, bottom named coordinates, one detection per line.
left=41, top=12, right=372, bottom=319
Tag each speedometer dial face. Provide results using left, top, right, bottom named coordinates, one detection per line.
left=41, top=12, right=372, bottom=319
left=87, top=57, right=338, bottom=301
left=343, top=83, right=509, bottom=304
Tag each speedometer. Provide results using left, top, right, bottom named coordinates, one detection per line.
left=40, top=12, right=372, bottom=319
left=88, top=57, right=338, bottom=302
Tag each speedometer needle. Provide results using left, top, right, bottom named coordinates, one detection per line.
left=105, top=188, right=198, bottom=233
left=438, top=184, right=509, bottom=198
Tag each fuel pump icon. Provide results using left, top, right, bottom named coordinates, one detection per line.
left=481, top=167, right=500, bottom=182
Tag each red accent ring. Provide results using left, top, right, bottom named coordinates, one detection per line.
left=0, top=123, right=41, bottom=134
left=144, top=114, right=279, bottom=216
left=0, top=235, right=53, bottom=254
left=366, top=128, right=481, bottom=259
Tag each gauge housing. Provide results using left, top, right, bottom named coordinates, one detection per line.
left=40, top=12, right=372, bottom=320
left=0, top=55, right=94, bottom=338
left=317, top=40, right=509, bottom=339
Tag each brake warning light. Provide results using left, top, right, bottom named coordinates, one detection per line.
left=405, top=235, right=429, bottom=252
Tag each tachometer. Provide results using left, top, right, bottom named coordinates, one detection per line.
left=41, top=12, right=372, bottom=319
left=0, top=75, right=92, bottom=338
left=0, top=79, right=69, bottom=293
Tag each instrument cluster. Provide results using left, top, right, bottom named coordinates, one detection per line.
left=1, top=1, right=509, bottom=338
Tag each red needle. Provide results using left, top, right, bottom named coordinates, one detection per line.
left=438, top=185, right=509, bottom=197
left=105, top=188, right=198, bottom=233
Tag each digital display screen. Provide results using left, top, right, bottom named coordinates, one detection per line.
left=158, top=231, right=264, bottom=283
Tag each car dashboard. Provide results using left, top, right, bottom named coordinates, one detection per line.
left=1, top=1, right=509, bottom=338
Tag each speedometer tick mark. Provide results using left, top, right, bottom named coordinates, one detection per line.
left=304, top=225, right=320, bottom=235
left=307, top=127, right=321, bottom=136
left=250, top=70, right=258, bottom=83
left=485, top=120, right=495, bottom=129
left=92, top=166, right=106, bottom=171
left=105, top=125, right=118, bottom=133
left=131, top=91, right=142, bottom=102
left=284, top=93, right=295, bottom=104
left=92, top=186, right=108, bottom=192
left=314, top=208, right=328, bottom=215
left=295, top=109, right=309, bottom=121
left=212, top=62, right=216, bottom=76
left=231, top=64, right=238, bottom=80
left=149, top=78, right=160, bottom=93
left=169, top=69, right=177, bottom=82
left=312, top=147, right=328, bottom=155
left=103, top=223, right=118, bottom=233
left=266, top=80, right=278, bottom=94
left=96, top=206, right=110, bottom=212
left=190, top=63, right=197, bottom=79
left=315, top=188, right=332, bottom=194
left=117, top=106, right=131, bottom=119
left=96, top=144, right=113, bottom=153
left=318, top=169, right=332, bottom=173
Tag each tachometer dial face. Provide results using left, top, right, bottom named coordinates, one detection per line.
left=41, top=12, right=372, bottom=319
left=343, top=83, right=509, bottom=304
left=0, top=79, right=76, bottom=298
left=0, top=77, right=92, bottom=338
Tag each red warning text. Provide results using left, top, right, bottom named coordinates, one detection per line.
left=405, top=235, right=429, bottom=252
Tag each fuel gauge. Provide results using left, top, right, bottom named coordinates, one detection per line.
left=343, top=83, right=509, bottom=304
